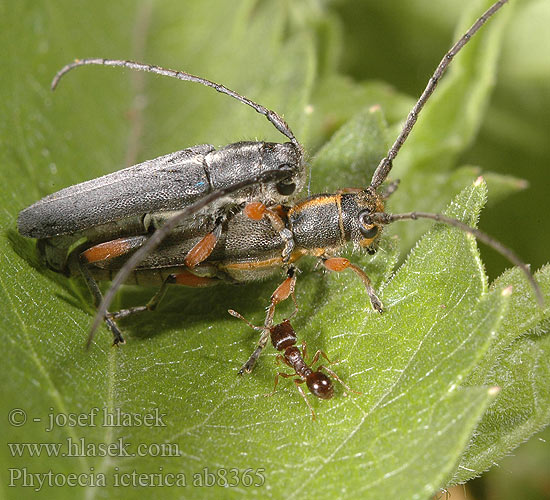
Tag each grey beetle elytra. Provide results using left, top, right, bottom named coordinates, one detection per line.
left=17, top=0, right=543, bottom=375
left=17, top=59, right=306, bottom=347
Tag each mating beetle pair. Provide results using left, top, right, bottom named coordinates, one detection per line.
left=17, top=1, right=542, bottom=386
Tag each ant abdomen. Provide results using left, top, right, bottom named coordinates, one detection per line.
left=306, top=372, right=334, bottom=400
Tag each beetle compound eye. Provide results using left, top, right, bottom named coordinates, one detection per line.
left=360, top=225, right=378, bottom=239
left=358, top=210, right=378, bottom=239
left=276, top=180, right=296, bottom=196
left=274, top=164, right=296, bottom=196
left=276, top=181, right=296, bottom=196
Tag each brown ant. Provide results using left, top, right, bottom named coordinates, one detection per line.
left=229, top=309, right=360, bottom=420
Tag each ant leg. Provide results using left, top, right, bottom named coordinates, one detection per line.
left=238, top=267, right=297, bottom=375
left=274, top=354, right=285, bottom=367
left=310, top=349, right=339, bottom=367
left=294, top=379, right=316, bottom=420
left=322, top=257, right=384, bottom=313
left=318, top=365, right=362, bottom=395
left=265, top=370, right=294, bottom=397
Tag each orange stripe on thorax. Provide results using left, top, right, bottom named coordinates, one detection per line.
left=288, top=195, right=339, bottom=217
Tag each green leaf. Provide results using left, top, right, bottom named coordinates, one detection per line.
left=2, top=1, right=549, bottom=499
left=310, top=105, right=390, bottom=191
left=451, top=265, right=550, bottom=484
left=305, top=75, right=414, bottom=152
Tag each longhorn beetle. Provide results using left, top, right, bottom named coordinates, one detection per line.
left=17, top=0, right=543, bottom=374
left=18, top=62, right=306, bottom=278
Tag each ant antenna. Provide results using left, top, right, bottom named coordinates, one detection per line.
left=368, top=209, right=544, bottom=307
left=370, top=0, right=508, bottom=189
left=228, top=304, right=298, bottom=330
left=51, top=58, right=301, bottom=150
left=228, top=310, right=262, bottom=331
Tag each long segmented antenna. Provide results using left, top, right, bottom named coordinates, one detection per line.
left=370, top=0, right=508, bottom=188
left=368, top=210, right=544, bottom=307
left=86, top=169, right=292, bottom=347
left=228, top=309, right=263, bottom=331
left=51, top=58, right=301, bottom=150
left=368, top=1, right=543, bottom=305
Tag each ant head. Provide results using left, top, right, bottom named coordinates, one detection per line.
left=270, top=319, right=296, bottom=351
left=306, top=371, right=334, bottom=400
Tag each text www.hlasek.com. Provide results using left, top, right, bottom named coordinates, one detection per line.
left=8, top=437, right=180, bottom=458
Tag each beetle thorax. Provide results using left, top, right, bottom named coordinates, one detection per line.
left=287, top=187, right=385, bottom=254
